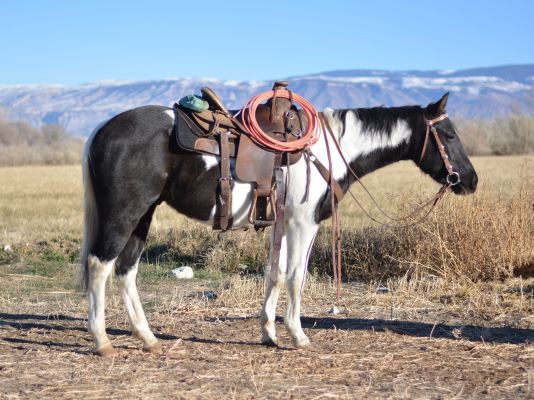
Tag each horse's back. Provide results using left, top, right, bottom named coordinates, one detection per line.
left=90, top=105, right=173, bottom=154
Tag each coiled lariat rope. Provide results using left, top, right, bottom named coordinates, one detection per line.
left=240, top=89, right=321, bottom=152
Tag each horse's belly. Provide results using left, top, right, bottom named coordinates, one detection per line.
left=165, top=155, right=255, bottom=229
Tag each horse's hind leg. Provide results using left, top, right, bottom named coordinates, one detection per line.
left=115, top=204, right=161, bottom=354
left=87, top=255, right=118, bottom=356
left=86, top=201, right=159, bottom=356
left=87, top=222, right=134, bottom=356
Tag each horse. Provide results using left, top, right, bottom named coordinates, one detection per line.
left=81, top=92, right=478, bottom=356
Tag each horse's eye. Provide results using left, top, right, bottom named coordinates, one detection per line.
left=441, top=129, right=455, bottom=140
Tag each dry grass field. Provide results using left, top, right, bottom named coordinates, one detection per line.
left=1, top=156, right=533, bottom=399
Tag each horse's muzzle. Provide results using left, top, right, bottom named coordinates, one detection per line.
left=452, top=172, right=478, bottom=195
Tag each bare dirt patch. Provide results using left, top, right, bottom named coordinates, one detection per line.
left=1, top=272, right=533, bottom=399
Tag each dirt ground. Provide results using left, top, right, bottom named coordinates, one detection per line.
left=1, top=271, right=533, bottom=400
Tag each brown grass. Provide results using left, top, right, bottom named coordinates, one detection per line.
left=1, top=155, right=533, bottom=398
left=0, top=156, right=532, bottom=282
left=313, top=163, right=533, bottom=282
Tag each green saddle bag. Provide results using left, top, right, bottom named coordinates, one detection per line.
left=178, top=94, right=209, bottom=112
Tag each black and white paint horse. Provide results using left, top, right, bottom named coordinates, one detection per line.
left=81, top=93, right=477, bottom=356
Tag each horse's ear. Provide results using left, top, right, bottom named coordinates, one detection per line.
left=437, top=92, right=449, bottom=112
left=427, top=92, right=449, bottom=115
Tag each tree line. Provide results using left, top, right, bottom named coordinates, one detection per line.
left=0, top=110, right=532, bottom=166
left=0, top=113, right=84, bottom=166
left=457, top=113, right=534, bottom=156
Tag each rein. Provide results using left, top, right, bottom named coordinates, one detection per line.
left=313, top=112, right=460, bottom=298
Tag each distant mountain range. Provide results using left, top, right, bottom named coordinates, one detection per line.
left=0, top=65, right=532, bottom=137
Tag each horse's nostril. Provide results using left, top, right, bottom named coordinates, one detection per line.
left=471, top=174, right=478, bottom=189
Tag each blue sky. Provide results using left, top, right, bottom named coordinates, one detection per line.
left=1, top=0, right=533, bottom=85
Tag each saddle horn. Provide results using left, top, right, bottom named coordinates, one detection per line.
left=201, top=87, right=230, bottom=115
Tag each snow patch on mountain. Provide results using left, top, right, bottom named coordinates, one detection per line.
left=401, top=76, right=529, bottom=93
left=296, top=75, right=388, bottom=85
left=0, top=65, right=532, bottom=136
left=437, top=70, right=457, bottom=75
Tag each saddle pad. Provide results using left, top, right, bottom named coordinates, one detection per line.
left=175, top=106, right=206, bottom=151
left=175, top=106, right=237, bottom=157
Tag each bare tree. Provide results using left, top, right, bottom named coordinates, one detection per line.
left=42, top=124, right=67, bottom=145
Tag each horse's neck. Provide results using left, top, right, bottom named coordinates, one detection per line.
left=325, top=108, right=415, bottom=184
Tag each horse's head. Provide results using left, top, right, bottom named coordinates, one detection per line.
left=414, top=93, right=478, bottom=195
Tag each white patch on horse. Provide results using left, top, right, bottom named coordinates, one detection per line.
left=87, top=255, right=117, bottom=352
left=321, top=108, right=411, bottom=178
left=164, top=110, right=175, bottom=121
left=201, top=154, right=219, bottom=170
left=203, top=180, right=254, bottom=228
left=260, top=233, right=288, bottom=345
left=283, top=219, right=319, bottom=347
left=228, top=180, right=254, bottom=228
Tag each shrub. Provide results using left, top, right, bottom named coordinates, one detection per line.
left=0, top=118, right=84, bottom=166
left=457, top=114, right=534, bottom=156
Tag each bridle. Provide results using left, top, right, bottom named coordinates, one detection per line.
left=419, top=113, right=461, bottom=186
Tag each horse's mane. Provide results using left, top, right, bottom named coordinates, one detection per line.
left=332, top=105, right=423, bottom=138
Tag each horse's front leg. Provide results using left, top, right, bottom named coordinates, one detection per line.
left=284, top=220, right=319, bottom=348
left=260, top=232, right=287, bottom=346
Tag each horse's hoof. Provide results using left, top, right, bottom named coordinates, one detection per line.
left=144, top=341, right=163, bottom=355
left=261, top=337, right=278, bottom=347
left=297, top=342, right=319, bottom=353
left=95, top=344, right=118, bottom=357
left=297, top=342, right=318, bottom=352
left=293, top=337, right=311, bottom=349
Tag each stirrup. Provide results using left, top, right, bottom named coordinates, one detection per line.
left=248, top=189, right=276, bottom=227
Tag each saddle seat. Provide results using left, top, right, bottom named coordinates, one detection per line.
left=173, top=82, right=306, bottom=230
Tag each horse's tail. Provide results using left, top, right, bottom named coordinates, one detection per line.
left=80, top=125, right=101, bottom=291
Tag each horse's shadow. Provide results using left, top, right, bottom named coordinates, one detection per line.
left=1, top=313, right=532, bottom=353
left=211, top=315, right=534, bottom=345
left=298, top=316, right=534, bottom=345
left=0, top=312, right=259, bottom=350
left=0, top=313, right=133, bottom=354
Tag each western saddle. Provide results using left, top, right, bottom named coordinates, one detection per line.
left=173, top=81, right=305, bottom=232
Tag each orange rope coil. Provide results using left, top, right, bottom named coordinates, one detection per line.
left=240, top=90, right=321, bottom=152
